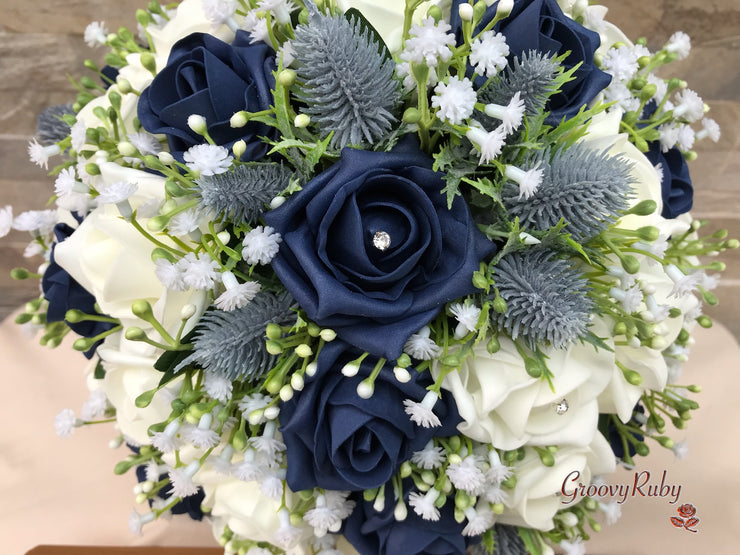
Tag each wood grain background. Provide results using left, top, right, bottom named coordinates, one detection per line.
left=1, top=0, right=738, bottom=338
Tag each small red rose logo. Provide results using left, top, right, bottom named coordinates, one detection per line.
left=671, top=504, right=699, bottom=532
left=677, top=504, right=696, bottom=518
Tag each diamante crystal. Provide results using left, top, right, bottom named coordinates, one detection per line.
left=555, top=399, right=569, bottom=415
left=372, top=231, right=391, bottom=251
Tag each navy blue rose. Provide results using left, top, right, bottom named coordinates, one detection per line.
left=137, top=31, right=276, bottom=162
left=42, top=222, right=114, bottom=358
left=644, top=142, right=693, bottom=219
left=342, top=484, right=475, bottom=555
left=451, top=0, right=611, bottom=123
left=279, top=341, right=461, bottom=492
left=264, top=139, right=495, bottom=359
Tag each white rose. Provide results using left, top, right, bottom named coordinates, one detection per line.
left=76, top=53, right=154, bottom=141
left=54, top=163, right=207, bottom=348
left=149, top=0, right=235, bottom=64
left=499, top=433, right=616, bottom=530
left=335, top=0, right=451, bottom=53
left=579, top=111, right=700, bottom=420
left=97, top=334, right=181, bottom=444
left=433, top=320, right=614, bottom=450
left=198, top=470, right=313, bottom=555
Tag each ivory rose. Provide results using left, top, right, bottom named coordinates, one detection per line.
left=335, top=0, right=451, bottom=53
left=498, top=433, right=616, bottom=530
left=433, top=320, right=614, bottom=450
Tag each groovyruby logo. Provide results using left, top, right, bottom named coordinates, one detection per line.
left=670, top=503, right=700, bottom=533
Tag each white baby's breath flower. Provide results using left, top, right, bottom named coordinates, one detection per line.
left=671, top=439, right=689, bottom=460
left=0, top=205, right=13, bottom=238
left=81, top=389, right=108, bottom=420
left=447, top=456, right=486, bottom=494
left=599, top=500, right=622, bottom=525
left=215, top=279, right=261, bottom=311
left=242, top=10, right=271, bottom=44
left=128, top=509, right=155, bottom=536
left=449, top=302, right=481, bottom=339
left=675, top=124, right=695, bottom=152
left=696, top=118, right=721, bottom=142
left=183, top=144, right=233, bottom=176
left=403, top=16, right=456, bottom=67
left=84, top=21, right=108, bottom=47
left=258, top=0, right=296, bottom=25
left=178, top=252, right=220, bottom=290
left=202, top=0, right=237, bottom=27
left=666, top=31, right=691, bottom=60
left=273, top=508, right=302, bottom=549
left=96, top=181, right=137, bottom=204
left=484, top=91, right=525, bottom=135
left=470, top=31, right=509, bottom=77
left=559, top=537, right=586, bottom=555
left=127, top=132, right=162, bottom=155
left=466, top=125, right=506, bottom=164
left=673, top=88, right=704, bottom=122
left=205, top=371, right=233, bottom=403
left=403, top=326, right=441, bottom=360
left=168, top=462, right=200, bottom=498
left=13, top=209, right=57, bottom=235
left=54, top=408, right=78, bottom=438
left=408, top=489, right=441, bottom=521
left=504, top=164, right=544, bottom=200
left=27, top=138, right=61, bottom=169
left=154, top=258, right=188, bottom=291
left=602, top=45, right=639, bottom=82
left=411, top=441, right=446, bottom=469
left=432, top=76, right=476, bottom=125
left=242, top=225, right=282, bottom=265
left=70, top=121, right=88, bottom=152
left=403, top=391, right=441, bottom=428
left=604, top=81, right=640, bottom=113
left=168, top=207, right=205, bottom=236
left=462, top=506, right=495, bottom=536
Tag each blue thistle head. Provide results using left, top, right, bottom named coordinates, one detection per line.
left=492, top=248, right=593, bottom=349
left=194, top=163, right=293, bottom=226
left=481, top=51, right=560, bottom=118
left=175, top=292, right=296, bottom=382
left=502, top=143, right=633, bottom=241
left=36, top=103, right=74, bottom=145
left=292, top=8, right=401, bottom=148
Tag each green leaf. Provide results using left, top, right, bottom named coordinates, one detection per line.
left=344, top=8, right=393, bottom=63
left=93, top=359, right=106, bottom=380
left=581, top=330, right=615, bottom=353
left=154, top=326, right=200, bottom=387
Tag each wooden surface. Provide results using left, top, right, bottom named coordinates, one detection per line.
left=27, top=547, right=221, bottom=555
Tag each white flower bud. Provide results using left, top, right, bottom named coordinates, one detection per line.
left=187, top=114, right=207, bottom=135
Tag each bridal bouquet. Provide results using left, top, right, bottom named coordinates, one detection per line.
left=2, top=0, right=733, bottom=553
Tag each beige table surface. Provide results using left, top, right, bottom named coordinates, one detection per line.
left=1, top=312, right=738, bottom=555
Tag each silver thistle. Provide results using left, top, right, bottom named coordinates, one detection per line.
left=195, top=163, right=293, bottom=226
left=502, top=143, right=633, bottom=241
left=175, top=292, right=296, bottom=382
left=292, top=7, right=401, bottom=149
left=36, top=103, right=74, bottom=145
left=492, top=248, right=593, bottom=349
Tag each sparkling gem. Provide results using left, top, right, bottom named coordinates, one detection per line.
left=372, top=231, right=391, bottom=251
left=555, top=399, right=569, bottom=415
